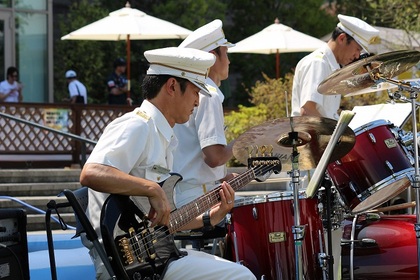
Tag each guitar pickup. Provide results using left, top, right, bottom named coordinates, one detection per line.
left=140, top=228, right=157, bottom=260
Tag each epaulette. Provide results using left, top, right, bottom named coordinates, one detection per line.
left=135, top=110, right=150, bottom=121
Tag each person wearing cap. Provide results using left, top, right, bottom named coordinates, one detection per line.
left=80, top=47, right=256, bottom=280
left=106, top=57, right=131, bottom=105
left=64, top=70, right=87, bottom=104
left=291, top=14, right=380, bottom=119
left=0, top=66, right=23, bottom=103
left=173, top=19, right=236, bottom=214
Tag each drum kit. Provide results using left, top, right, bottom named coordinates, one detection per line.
left=228, top=50, right=420, bottom=280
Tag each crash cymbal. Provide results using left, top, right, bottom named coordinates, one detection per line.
left=232, top=116, right=356, bottom=171
left=344, top=78, right=420, bottom=97
left=318, top=50, right=420, bottom=95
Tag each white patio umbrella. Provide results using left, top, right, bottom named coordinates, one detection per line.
left=61, top=2, right=192, bottom=103
left=229, top=18, right=326, bottom=78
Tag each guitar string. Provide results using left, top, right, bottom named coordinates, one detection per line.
left=126, top=164, right=274, bottom=259
left=123, top=164, right=277, bottom=259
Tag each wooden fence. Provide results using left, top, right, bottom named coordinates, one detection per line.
left=0, top=103, right=132, bottom=168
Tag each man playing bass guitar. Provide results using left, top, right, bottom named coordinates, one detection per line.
left=80, top=47, right=256, bottom=280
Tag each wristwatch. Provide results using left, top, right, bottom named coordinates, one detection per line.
left=202, top=210, right=214, bottom=232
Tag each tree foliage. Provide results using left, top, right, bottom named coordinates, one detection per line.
left=225, top=0, right=337, bottom=106
left=54, top=0, right=228, bottom=104
left=54, top=0, right=126, bottom=104
left=225, top=73, right=294, bottom=166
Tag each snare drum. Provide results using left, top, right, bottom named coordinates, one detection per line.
left=327, top=120, right=414, bottom=213
left=227, top=191, right=324, bottom=280
left=342, top=214, right=418, bottom=279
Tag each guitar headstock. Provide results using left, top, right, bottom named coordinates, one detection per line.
left=248, top=156, right=282, bottom=182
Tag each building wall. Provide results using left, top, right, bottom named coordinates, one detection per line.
left=0, top=0, right=51, bottom=103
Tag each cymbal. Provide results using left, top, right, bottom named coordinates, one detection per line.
left=232, top=116, right=356, bottom=171
left=344, top=78, right=420, bottom=97
left=318, top=50, right=420, bottom=95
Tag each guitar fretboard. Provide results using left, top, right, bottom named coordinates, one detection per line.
left=168, top=168, right=255, bottom=233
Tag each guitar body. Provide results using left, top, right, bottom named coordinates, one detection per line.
left=101, top=174, right=183, bottom=280
left=100, top=159, right=281, bottom=279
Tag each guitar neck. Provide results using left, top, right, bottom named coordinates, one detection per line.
left=168, top=168, right=255, bottom=233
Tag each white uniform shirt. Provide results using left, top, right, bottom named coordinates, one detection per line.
left=291, top=44, right=341, bottom=120
left=68, top=80, right=87, bottom=104
left=172, top=78, right=227, bottom=187
left=82, top=101, right=256, bottom=280
left=85, top=100, right=177, bottom=234
left=0, top=80, right=21, bottom=102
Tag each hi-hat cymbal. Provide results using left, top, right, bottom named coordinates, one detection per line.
left=232, top=116, right=355, bottom=171
left=318, top=50, right=420, bottom=95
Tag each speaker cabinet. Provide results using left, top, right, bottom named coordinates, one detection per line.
left=0, top=209, right=29, bottom=280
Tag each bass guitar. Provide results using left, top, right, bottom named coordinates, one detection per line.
left=101, top=156, right=281, bottom=279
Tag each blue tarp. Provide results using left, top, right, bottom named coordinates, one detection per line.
left=28, top=232, right=95, bottom=280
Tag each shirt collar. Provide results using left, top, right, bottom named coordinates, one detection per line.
left=139, top=100, right=173, bottom=143
left=205, top=77, right=225, bottom=103
left=324, top=44, right=341, bottom=71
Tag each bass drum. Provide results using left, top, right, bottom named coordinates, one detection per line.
left=226, top=191, right=324, bottom=280
left=341, top=214, right=418, bottom=279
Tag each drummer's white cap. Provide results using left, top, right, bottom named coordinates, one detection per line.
left=144, top=47, right=216, bottom=96
left=179, top=19, right=235, bottom=52
left=337, top=14, right=381, bottom=54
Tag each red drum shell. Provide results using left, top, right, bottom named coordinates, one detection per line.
left=342, top=214, right=418, bottom=279
left=227, top=192, right=324, bottom=280
left=327, top=120, right=413, bottom=213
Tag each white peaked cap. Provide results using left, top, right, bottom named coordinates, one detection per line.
left=337, top=14, right=381, bottom=54
left=144, top=47, right=216, bottom=96
left=179, top=19, right=235, bottom=52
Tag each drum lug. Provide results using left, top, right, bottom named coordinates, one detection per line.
left=415, top=223, right=420, bottom=238
left=292, top=225, right=306, bottom=241
left=385, top=160, right=394, bottom=173
left=317, top=252, right=328, bottom=271
left=364, top=212, right=381, bottom=221
left=368, top=132, right=376, bottom=143
left=252, top=206, right=258, bottom=220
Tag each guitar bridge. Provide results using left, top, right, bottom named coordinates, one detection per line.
left=118, top=236, right=135, bottom=265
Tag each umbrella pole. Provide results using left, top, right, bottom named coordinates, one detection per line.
left=126, top=35, right=132, bottom=105
left=276, top=49, right=280, bottom=79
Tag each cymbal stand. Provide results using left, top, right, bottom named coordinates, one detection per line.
left=371, top=73, right=420, bottom=277
left=406, top=82, right=420, bottom=279
left=288, top=131, right=304, bottom=280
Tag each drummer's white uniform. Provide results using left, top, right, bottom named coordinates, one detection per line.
left=173, top=78, right=227, bottom=208
left=291, top=44, right=343, bottom=279
left=291, top=44, right=341, bottom=120
left=83, top=100, right=255, bottom=280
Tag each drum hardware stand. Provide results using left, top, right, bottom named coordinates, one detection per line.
left=388, top=88, right=420, bottom=214
left=287, top=131, right=305, bottom=280
left=341, top=213, right=378, bottom=280
left=318, top=230, right=328, bottom=280
left=321, top=175, right=334, bottom=280
left=349, top=214, right=358, bottom=280
left=369, top=72, right=420, bottom=278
